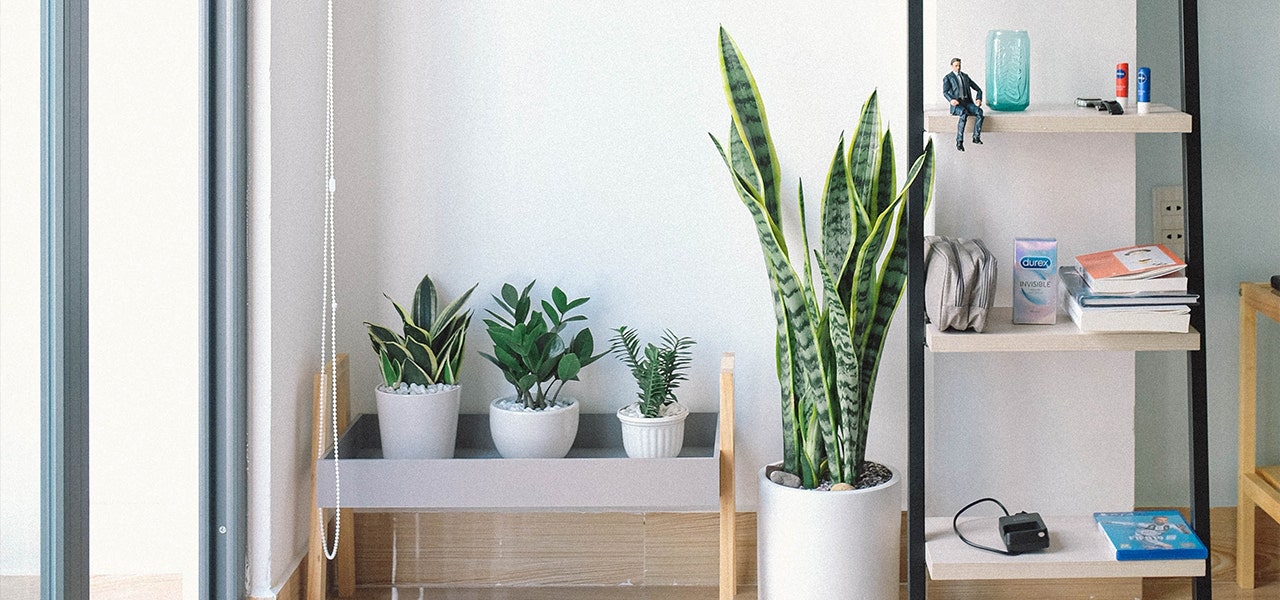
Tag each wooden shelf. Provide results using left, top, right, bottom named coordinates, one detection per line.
left=925, top=103, right=1191, bottom=134
left=926, top=307, right=1201, bottom=353
left=925, top=515, right=1206, bottom=580
left=316, top=412, right=721, bottom=511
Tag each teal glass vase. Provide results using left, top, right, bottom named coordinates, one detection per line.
left=985, top=30, right=1030, bottom=111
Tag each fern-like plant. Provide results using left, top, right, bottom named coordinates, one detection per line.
left=609, top=327, right=696, bottom=418
left=711, top=27, right=935, bottom=488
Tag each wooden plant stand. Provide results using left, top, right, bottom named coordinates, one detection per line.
left=307, top=353, right=738, bottom=600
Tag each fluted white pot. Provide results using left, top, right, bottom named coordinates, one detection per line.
left=488, top=396, right=579, bottom=458
left=374, top=385, right=461, bottom=459
left=757, top=462, right=901, bottom=600
left=616, top=402, right=688, bottom=458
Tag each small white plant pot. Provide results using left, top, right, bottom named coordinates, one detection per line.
left=756, top=461, right=901, bottom=600
left=488, top=396, right=580, bottom=458
left=616, top=402, right=689, bottom=458
left=374, top=385, right=461, bottom=459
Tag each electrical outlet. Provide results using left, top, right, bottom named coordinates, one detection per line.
left=1152, top=186, right=1185, bottom=258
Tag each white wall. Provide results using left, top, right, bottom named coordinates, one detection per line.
left=247, top=0, right=331, bottom=595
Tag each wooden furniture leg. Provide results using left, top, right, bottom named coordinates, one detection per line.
left=308, top=354, right=353, bottom=600
left=719, top=353, right=736, bottom=600
left=1239, top=295, right=1257, bottom=589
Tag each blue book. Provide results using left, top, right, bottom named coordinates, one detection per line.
left=1094, top=511, right=1208, bottom=561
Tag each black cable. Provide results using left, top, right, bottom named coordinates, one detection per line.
left=952, top=497, right=1023, bottom=556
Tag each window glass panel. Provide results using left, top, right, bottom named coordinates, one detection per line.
left=0, top=0, right=44, bottom=598
left=87, top=2, right=198, bottom=599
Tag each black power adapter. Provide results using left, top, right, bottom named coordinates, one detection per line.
left=999, top=511, right=1051, bottom=553
left=954, top=498, right=1051, bottom=556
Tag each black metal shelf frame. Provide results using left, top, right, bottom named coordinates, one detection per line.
left=904, top=2, right=1209, bottom=598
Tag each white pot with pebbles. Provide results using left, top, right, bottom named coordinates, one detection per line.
left=365, top=273, right=476, bottom=460
left=757, top=461, right=901, bottom=600
left=488, top=395, right=580, bottom=459
left=375, top=382, right=461, bottom=459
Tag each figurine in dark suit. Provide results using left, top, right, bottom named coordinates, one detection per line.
left=943, top=57, right=983, bottom=151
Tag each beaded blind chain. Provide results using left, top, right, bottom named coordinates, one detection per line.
left=317, top=0, right=341, bottom=561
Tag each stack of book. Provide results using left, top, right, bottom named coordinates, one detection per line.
left=1062, top=244, right=1198, bottom=333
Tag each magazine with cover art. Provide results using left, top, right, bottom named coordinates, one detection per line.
left=1076, top=244, right=1187, bottom=282
left=1094, top=511, right=1207, bottom=561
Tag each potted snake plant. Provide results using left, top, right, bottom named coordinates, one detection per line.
left=365, top=274, right=476, bottom=459
left=609, top=326, right=695, bottom=458
left=711, top=27, right=935, bottom=599
left=479, top=281, right=606, bottom=458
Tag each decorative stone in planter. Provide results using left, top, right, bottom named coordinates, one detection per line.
left=374, top=383, right=461, bottom=459
left=616, top=401, right=689, bottom=458
left=756, top=462, right=901, bottom=599
left=488, top=396, right=580, bottom=458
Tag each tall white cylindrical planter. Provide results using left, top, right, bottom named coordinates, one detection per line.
left=616, top=402, right=688, bottom=458
left=488, top=397, right=580, bottom=458
left=757, top=463, right=901, bottom=600
left=375, top=385, right=461, bottom=459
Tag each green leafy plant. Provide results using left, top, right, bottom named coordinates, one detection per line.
left=480, top=281, right=606, bottom=410
left=365, top=274, right=477, bottom=389
left=609, top=327, right=696, bottom=418
left=711, top=27, right=935, bottom=488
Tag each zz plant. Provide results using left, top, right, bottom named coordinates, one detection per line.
left=365, top=274, right=477, bottom=389
left=480, top=281, right=606, bottom=410
left=711, top=27, right=935, bottom=488
left=609, top=327, right=696, bottom=418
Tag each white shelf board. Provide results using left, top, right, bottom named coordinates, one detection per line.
left=926, top=307, right=1201, bottom=353
left=926, top=515, right=1206, bottom=580
left=926, top=103, right=1191, bottom=134
left=316, top=413, right=720, bottom=511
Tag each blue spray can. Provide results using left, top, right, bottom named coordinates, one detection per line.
left=1136, top=67, right=1151, bottom=114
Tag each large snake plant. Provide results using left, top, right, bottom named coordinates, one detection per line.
left=711, top=28, right=935, bottom=488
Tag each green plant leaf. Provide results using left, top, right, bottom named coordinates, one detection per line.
left=719, top=27, right=781, bottom=229
left=386, top=295, right=415, bottom=330
left=404, top=322, right=431, bottom=346
left=551, top=287, right=568, bottom=312
left=728, top=121, right=763, bottom=204
left=848, top=90, right=881, bottom=214
left=401, top=358, right=429, bottom=386
left=541, top=300, right=561, bottom=326
left=871, top=129, right=897, bottom=223
left=377, top=350, right=401, bottom=388
left=500, top=283, right=519, bottom=308
left=514, top=295, right=530, bottom=323
left=429, top=283, right=476, bottom=338
left=404, top=335, right=439, bottom=384
left=557, top=352, right=581, bottom=381
left=816, top=254, right=860, bottom=483
left=411, top=274, right=437, bottom=329
left=821, top=135, right=853, bottom=285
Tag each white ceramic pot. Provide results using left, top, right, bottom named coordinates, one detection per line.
left=616, top=402, right=689, bottom=458
left=488, top=396, right=579, bottom=458
left=374, top=385, right=461, bottom=459
left=756, top=462, right=901, bottom=600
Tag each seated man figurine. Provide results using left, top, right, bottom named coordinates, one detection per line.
left=943, top=57, right=983, bottom=151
